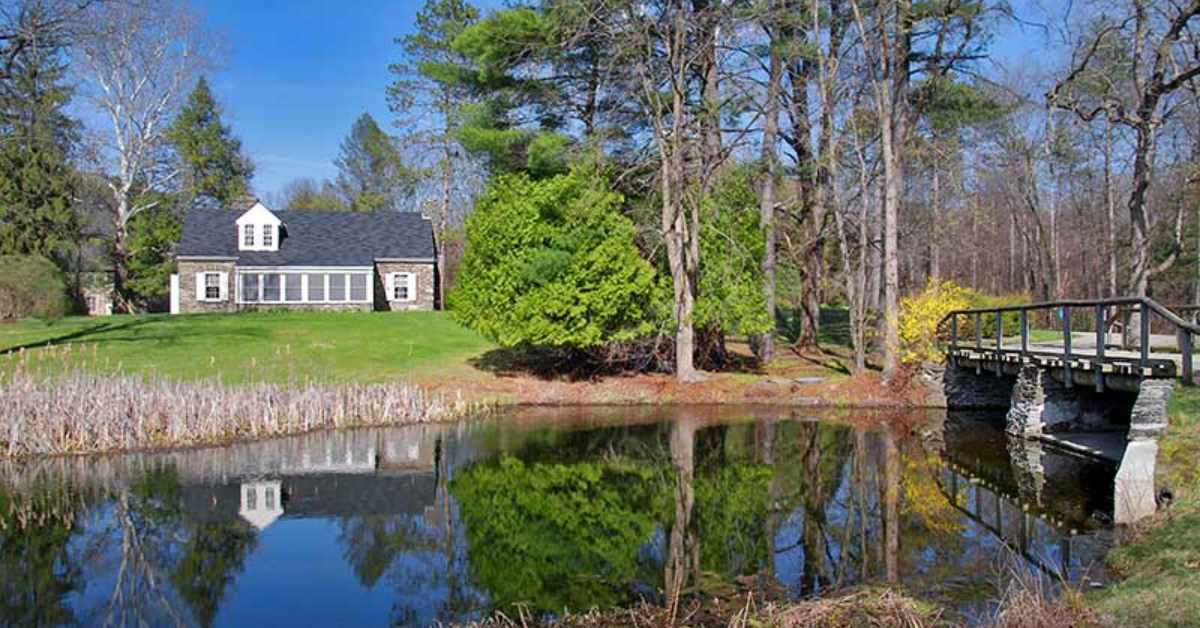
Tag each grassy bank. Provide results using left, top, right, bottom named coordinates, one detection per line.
left=0, top=311, right=495, bottom=384
left=1087, top=385, right=1200, bottom=626
left=0, top=311, right=876, bottom=406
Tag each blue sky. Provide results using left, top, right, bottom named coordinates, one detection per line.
left=196, top=0, right=504, bottom=199
left=199, top=0, right=1056, bottom=200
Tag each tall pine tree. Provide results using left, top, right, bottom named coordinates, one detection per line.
left=334, top=112, right=414, bottom=211
left=0, top=1, right=79, bottom=261
left=167, top=77, right=254, bottom=208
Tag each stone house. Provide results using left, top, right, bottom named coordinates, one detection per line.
left=78, top=270, right=115, bottom=316
left=171, top=202, right=436, bottom=314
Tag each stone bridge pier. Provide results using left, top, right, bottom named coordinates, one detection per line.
left=924, top=361, right=1171, bottom=524
left=926, top=362, right=1169, bottom=439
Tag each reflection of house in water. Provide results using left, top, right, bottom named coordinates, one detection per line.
left=178, top=426, right=444, bottom=530
left=240, top=480, right=284, bottom=529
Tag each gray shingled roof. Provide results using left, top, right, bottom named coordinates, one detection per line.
left=177, top=208, right=435, bottom=266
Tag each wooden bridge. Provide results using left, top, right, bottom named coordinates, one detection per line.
left=940, top=297, right=1200, bottom=393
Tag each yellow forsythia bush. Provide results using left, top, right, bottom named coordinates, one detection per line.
left=898, top=280, right=974, bottom=365
left=899, top=279, right=1030, bottom=365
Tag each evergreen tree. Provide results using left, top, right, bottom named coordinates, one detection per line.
left=390, top=0, right=482, bottom=302
left=0, top=1, right=79, bottom=261
left=124, top=195, right=182, bottom=304
left=168, top=77, right=254, bottom=208
left=334, top=112, right=414, bottom=211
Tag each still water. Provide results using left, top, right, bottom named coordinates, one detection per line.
left=0, top=406, right=1117, bottom=626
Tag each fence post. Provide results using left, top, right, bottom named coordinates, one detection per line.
left=975, top=311, right=982, bottom=375
left=1020, top=308, right=1028, bottom=358
left=995, top=311, right=1003, bottom=376
left=1140, top=303, right=1150, bottom=374
left=1183, top=331, right=1194, bottom=386
left=950, top=314, right=958, bottom=366
left=1063, top=306, right=1073, bottom=388
left=1095, top=304, right=1105, bottom=393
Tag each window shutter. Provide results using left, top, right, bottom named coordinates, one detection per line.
left=385, top=273, right=395, bottom=298
left=195, top=273, right=205, bottom=301
left=218, top=272, right=228, bottom=301
left=405, top=273, right=417, bottom=301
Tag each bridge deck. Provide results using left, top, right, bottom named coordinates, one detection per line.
left=951, top=339, right=1189, bottom=379
left=942, top=297, right=1200, bottom=387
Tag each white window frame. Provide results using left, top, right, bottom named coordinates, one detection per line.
left=388, top=272, right=416, bottom=302
left=284, top=274, right=303, bottom=302
left=205, top=273, right=221, bottom=301
left=261, top=224, right=274, bottom=248
left=241, top=273, right=259, bottom=303
left=196, top=271, right=227, bottom=302
left=235, top=268, right=373, bottom=305
left=242, top=224, right=255, bottom=247
left=306, top=273, right=326, bottom=302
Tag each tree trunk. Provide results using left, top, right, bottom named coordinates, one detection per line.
left=757, top=23, right=783, bottom=363
left=881, top=111, right=902, bottom=379
left=1129, top=125, right=1157, bottom=298
left=437, top=134, right=452, bottom=309
left=112, top=212, right=132, bottom=314
left=929, top=159, right=941, bottom=281
left=883, top=428, right=900, bottom=583
left=1045, top=111, right=1063, bottom=298
left=665, top=416, right=697, bottom=614
left=1105, top=121, right=1118, bottom=297
left=1008, top=211, right=1017, bottom=291
left=879, top=0, right=911, bottom=381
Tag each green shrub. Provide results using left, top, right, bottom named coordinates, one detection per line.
left=449, top=169, right=660, bottom=348
left=695, top=167, right=772, bottom=338
left=0, top=255, right=67, bottom=321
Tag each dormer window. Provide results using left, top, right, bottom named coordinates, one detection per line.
left=235, top=202, right=282, bottom=252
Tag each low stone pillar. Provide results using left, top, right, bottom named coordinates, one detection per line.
left=1115, top=440, right=1159, bottom=525
left=1129, top=379, right=1172, bottom=440
left=1007, top=365, right=1047, bottom=437
left=1114, top=379, right=1171, bottom=525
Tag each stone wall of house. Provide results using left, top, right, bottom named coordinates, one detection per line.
left=177, top=260, right=237, bottom=314
left=374, top=262, right=436, bottom=311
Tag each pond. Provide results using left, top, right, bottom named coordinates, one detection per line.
left=0, top=406, right=1118, bottom=626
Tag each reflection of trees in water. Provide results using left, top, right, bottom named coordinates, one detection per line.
left=3, top=467, right=258, bottom=628
left=171, top=520, right=256, bottom=627
left=0, top=485, right=82, bottom=626
left=338, top=438, right=489, bottom=626
left=450, top=455, right=666, bottom=614
left=92, top=468, right=191, bottom=627
left=0, top=413, right=1097, bottom=624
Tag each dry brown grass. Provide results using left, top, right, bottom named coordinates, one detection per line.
left=989, top=563, right=1101, bottom=628
left=446, top=588, right=941, bottom=628
left=0, top=345, right=473, bottom=458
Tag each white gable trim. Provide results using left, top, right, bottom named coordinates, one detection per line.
left=235, top=202, right=282, bottom=226
left=235, top=202, right=283, bottom=252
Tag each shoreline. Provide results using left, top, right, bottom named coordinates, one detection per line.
left=0, top=392, right=941, bottom=463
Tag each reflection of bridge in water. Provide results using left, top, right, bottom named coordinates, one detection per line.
left=935, top=415, right=1115, bottom=580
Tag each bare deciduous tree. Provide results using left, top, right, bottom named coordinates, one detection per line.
left=74, top=0, right=212, bottom=311
left=1049, top=0, right=1200, bottom=298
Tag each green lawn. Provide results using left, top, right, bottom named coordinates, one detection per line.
left=0, top=311, right=495, bottom=384
left=1088, top=385, right=1200, bottom=626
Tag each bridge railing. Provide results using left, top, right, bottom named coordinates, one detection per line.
left=937, top=297, right=1200, bottom=387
